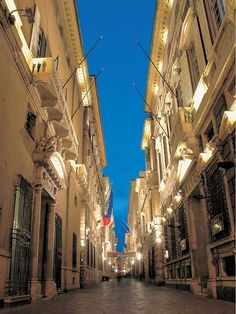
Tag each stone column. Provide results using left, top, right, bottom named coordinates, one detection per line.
left=184, top=199, right=198, bottom=278
left=199, top=178, right=217, bottom=298
left=45, top=201, right=57, bottom=298
left=31, top=185, right=43, bottom=301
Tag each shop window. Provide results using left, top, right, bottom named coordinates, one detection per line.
left=25, top=108, right=36, bottom=139
left=72, top=233, right=77, bottom=268
left=186, top=265, right=192, bottom=278
left=213, top=94, right=228, bottom=131
left=187, top=43, right=200, bottom=93
left=223, top=256, right=235, bottom=276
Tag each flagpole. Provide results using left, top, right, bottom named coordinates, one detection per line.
left=133, top=83, right=169, bottom=138
left=62, top=35, right=103, bottom=89
left=135, top=38, right=193, bottom=123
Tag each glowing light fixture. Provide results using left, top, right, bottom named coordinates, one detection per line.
left=166, top=206, right=173, bottom=214
left=193, top=77, right=208, bottom=111
left=131, top=260, right=135, bottom=265
left=108, top=261, right=112, bottom=265
left=163, top=29, right=168, bottom=44
left=81, top=239, right=85, bottom=247
left=156, top=237, right=162, bottom=243
left=77, top=67, right=85, bottom=85
left=136, top=252, right=142, bottom=261
left=174, top=192, right=182, bottom=203
left=161, top=217, right=166, bottom=223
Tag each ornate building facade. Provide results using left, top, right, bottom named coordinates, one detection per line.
left=126, top=0, right=235, bottom=302
left=0, top=0, right=115, bottom=307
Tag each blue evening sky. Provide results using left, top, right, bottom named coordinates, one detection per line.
left=77, top=0, right=155, bottom=251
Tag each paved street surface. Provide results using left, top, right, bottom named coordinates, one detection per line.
left=1, top=279, right=234, bottom=314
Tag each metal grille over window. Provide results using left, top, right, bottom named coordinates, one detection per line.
left=170, top=217, right=178, bottom=260
left=211, top=0, right=225, bottom=29
left=54, top=215, right=62, bottom=289
left=178, top=205, right=189, bottom=254
left=206, top=163, right=230, bottom=242
left=72, top=233, right=77, bottom=268
left=25, top=110, right=36, bottom=137
left=6, top=175, right=33, bottom=296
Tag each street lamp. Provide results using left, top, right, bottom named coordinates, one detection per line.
left=8, top=8, right=34, bottom=25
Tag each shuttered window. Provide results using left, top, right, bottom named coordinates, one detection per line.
left=186, top=43, right=200, bottom=93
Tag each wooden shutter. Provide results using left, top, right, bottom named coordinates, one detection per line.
left=30, top=6, right=40, bottom=57
left=180, top=51, right=193, bottom=106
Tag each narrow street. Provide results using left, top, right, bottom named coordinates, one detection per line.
left=1, top=280, right=234, bottom=314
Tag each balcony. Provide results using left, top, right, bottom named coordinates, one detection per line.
left=170, top=108, right=194, bottom=160
left=32, top=57, right=78, bottom=158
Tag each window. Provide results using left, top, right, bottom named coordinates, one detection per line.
left=74, top=195, right=78, bottom=207
left=158, top=153, right=163, bottom=181
left=37, top=28, right=47, bottom=58
left=163, top=136, right=169, bottom=169
left=145, top=147, right=151, bottom=171
left=187, top=43, right=200, bottom=92
left=198, top=135, right=204, bottom=152
left=25, top=108, right=36, bottom=138
left=223, top=256, right=235, bottom=276
left=7, top=175, right=33, bottom=296
left=205, top=122, right=215, bottom=142
left=213, top=94, right=227, bottom=131
left=204, top=0, right=225, bottom=42
left=72, top=233, right=77, bottom=268
left=206, top=163, right=230, bottom=242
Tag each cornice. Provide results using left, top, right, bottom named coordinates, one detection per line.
left=58, top=0, right=90, bottom=91
left=145, top=0, right=173, bottom=112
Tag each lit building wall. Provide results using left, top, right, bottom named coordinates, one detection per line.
left=141, top=0, right=235, bottom=301
left=0, top=0, right=111, bottom=306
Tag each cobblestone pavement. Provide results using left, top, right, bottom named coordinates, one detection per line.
left=1, top=279, right=235, bottom=314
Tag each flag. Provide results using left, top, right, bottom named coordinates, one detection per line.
left=103, top=189, right=113, bottom=226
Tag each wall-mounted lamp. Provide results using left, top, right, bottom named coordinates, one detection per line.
left=8, top=8, right=34, bottom=25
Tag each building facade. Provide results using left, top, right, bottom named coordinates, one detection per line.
left=126, top=0, right=235, bottom=302
left=0, top=0, right=114, bottom=307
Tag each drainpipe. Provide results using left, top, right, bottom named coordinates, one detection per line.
left=64, top=165, right=72, bottom=292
